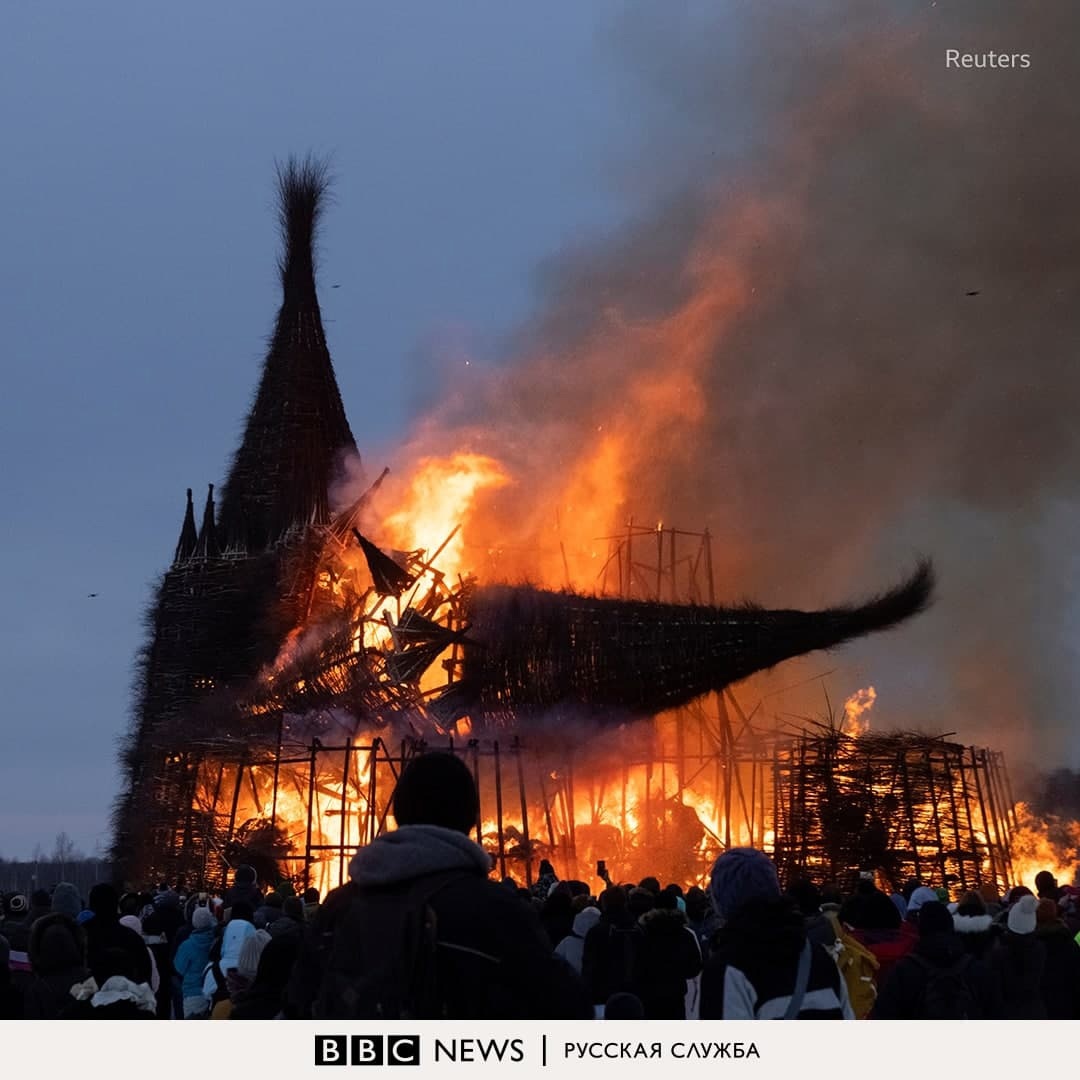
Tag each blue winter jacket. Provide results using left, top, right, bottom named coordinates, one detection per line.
left=173, top=927, right=215, bottom=998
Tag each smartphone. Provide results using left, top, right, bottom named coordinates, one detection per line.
left=596, top=859, right=607, bottom=877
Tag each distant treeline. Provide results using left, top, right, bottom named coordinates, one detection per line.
left=0, top=858, right=113, bottom=900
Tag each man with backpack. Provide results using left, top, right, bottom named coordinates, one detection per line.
left=870, top=900, right=1001, bottom=1019
left=699, top=848, right=854, bottom=1019
left=289, top=751, right=592, bottom=1019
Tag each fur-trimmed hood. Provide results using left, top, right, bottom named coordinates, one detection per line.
left=953, top=913, right=993, bottom=935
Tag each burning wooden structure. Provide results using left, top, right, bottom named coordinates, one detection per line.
left=772, top=727, right=1015, bottom=894
left=114, top=159, right=946, bottom=891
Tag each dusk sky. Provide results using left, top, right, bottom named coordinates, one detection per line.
left=3, top=2, right=1078, bottom=861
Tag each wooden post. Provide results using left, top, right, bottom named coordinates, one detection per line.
left=655, top=526, right=663, bottom=601
left=982, top=750, right=1014, bottom=886
left=304, top=743, right=318, bottom=892
left=566, top=748, right=578, bottom=874
left=669, top=528, right=677, bottom=604
left=955, top=751, right=981, bottom=886
left=471, top=741, right=483, bottom=840
left=940, top=750, right=968, bottom=891
left=923, top=748, right=949, bottom=887
left=494, top=741, right=508, bottom=880
left=270, top=710, right=284, bottom=829
left=970, top=747, right=1000, bottom=890
left=367, top=738, right=379, bottom=843
left=703, top=527, right=715, bottom=606
left=514, top=739, right=533, bottom=887
left=538, top=767, right=557, bottom=849
left=339, top=738, right=352, bottom=889
left=625, top=518, right=635, bottom=599
left=1001, top=753, right=1019, bottom=831
left=897, top=749, right=923, bottom=881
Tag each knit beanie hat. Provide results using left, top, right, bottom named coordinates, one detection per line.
left=51, top=883, right=83, bottom=920
left=237, top=928, right=271, bottom=980
left=708, top=848, right=780, bottom=920
left=234, top=864, right=257, bottom=886
left=1036, top=899, right=1060, bottom=927
left=1007, top=894, right=1038, bottom=935
left=3, top=894, right=29, bottom=918
left=907, top=886, right=940, bottom=915
left=192, top=906, right=215, bottom=932
left=392, top=752, right=479, bottom=834
left=918, top=900, right=954, bottom=937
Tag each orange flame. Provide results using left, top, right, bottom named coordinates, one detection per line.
left=842, top=685, right=876, bottom=737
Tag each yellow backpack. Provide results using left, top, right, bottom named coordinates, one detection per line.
left=824, top=912, right=879, bottom=1019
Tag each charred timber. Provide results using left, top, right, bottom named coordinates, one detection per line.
left=457, top=560, right=934, bottom=725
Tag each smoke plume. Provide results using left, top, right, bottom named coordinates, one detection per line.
left=357, top=1, right=1080, bottom=771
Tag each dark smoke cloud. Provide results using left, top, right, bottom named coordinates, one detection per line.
left=380, top=1, right=1080, bottom=770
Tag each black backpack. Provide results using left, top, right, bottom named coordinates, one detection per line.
left=913, top=953, right=979, bottom=1019
left=315, top=869, right=465, bottom=1019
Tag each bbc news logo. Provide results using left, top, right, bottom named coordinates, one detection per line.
left=315, top=1035, right=421, bottom=1067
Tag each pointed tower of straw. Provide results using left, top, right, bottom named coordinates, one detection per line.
left=113, top=158, right=358, bottom=885
left=218, top=157, right=355, bottom=551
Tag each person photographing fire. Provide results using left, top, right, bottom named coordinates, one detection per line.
left=288, top=751, right=591, bottom=1019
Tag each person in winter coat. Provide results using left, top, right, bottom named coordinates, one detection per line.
left=289, top=751, right=592, bottom=1020
left=174, top=906, right=217, bottom=1018
left=684, top=886, right=719, bottom=952
left=211, top=929, right=271, bottom=1018
left=22, top=914, right=89, bottom=1019
left=0, top=935, right=23, bottom=1019
left=82, top=884, right=152, bottom=988
left=119, top=914, right=160, bottom=994
left=842, top=882, right=915, bottom=993
left=267, top=897, right=306, bottom=944
left=230, top=936, right=300, bottom=1019
left=786, top=879, right=837, bottom=950
left=50, top=883, right=82, bottom=922
left=700, top=848, right=853, bottom=1019
left=581, top=886, right=642, bottom=1011
left=224, top=865, right=264, bottom=915
left=204, top=902, right=257, bottom=1003
left=871, top=901, right=1001, bottom=1019
left=1034, top=899, right=1080, bottom=1019
left=989, top=895, right=1047, bottom=1019
left=254, top=892, right=284, bottom=930
left=635, top=892, right=702, bottom=1018
left=952, top=891, right=998, bottom=959
left=0, top=893, right=32, bottom=992
left=61, top=947, right=156, bottom=1019
left=555, top=906, right=602, bottom=975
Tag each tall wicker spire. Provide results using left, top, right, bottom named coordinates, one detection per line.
left=217, top=156, right=356, bottom=551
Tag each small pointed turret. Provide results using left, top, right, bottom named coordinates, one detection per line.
left=172, top=489, right=198, bottom=564
left=195, top=483, right=219, bottom=558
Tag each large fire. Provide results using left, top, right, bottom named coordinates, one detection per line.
left=182, top=445, right=1078, bottom=901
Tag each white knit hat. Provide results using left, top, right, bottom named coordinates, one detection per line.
left=1007, top=894, right=1037, bottom=935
